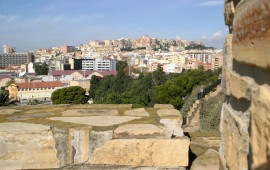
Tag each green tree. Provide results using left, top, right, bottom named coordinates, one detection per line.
left=112, top=70, right=130, bottom=94
left=51, top=86, right=89, bottom=104
left=153, top=69, right=206, bottom=109
left=34, top=62, right=49, bottom=75
left=152, top=64, right=167, bottom=87
left=5, top=79, right=15, bottom=87
left=116, top=61, right=128, bottom=71
left=0, top=90, right=15, bottom=106
left=89, top=75, right=99, bottom=99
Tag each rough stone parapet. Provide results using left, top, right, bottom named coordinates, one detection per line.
left=221, top=0, right=270, bottom=169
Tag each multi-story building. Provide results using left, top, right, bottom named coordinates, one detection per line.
left=82, top=59, right=116, bottom=71
left=185, top=50, right=213, bottom=63
left=0, top=53, right=27, bottom=66
left=61, top=46, right=76, bottom=54
left=211, top=54, right=223, bottom=70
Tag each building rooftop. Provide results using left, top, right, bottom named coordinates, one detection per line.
left=15, top=81, right=63, bottom=89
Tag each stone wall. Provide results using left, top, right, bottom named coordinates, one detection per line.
left=0, top=104, right=190, bottom=169
left=221, top=0, right=270, bottom=169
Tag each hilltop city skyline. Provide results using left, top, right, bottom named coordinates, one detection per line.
left=0, top=0, right=227, bottom=53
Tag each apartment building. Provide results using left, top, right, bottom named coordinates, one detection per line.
left=61, top=46, right=76, bottom=54
left=81, top=59, right=116, bottom=71
left=185, top=50, right=213, bottom=64
left=211, top=54, right=223, bottom=70
left=0, top=53, right=27, bottom=66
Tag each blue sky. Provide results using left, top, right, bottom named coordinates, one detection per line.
left=0, top=0, right=228, bottom=52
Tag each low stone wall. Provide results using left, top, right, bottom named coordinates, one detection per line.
left=0, top=105, right=189, bottom=169
left=221, top=0, right=270, bottom=169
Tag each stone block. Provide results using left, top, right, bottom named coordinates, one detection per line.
left=190, top=149, right=219, bottom=170
left=224, top=0, right=235, bottom=26
left=62, top=109, right=118, bottom=116
left=157, top=109, right=181, bottom=117
left=92, top=138, right=190, bottom=167
left=229, top=71, right=254, bottom=100
left=124, top=108, right=149, bottom=116
left=88, top=131, right=113, bottom=163
left=49, top=116, right=141, bottom=127
left=222, top=34, right=233, bottom=96
left=68, top=128, right=90, bottom=164
left=70, top=104, right=132, bottom=109
left=219, top=103, right=249, bottom=170
left=154, top=104, right=174, bottom=109
left=0, top=122, right=59, bottom=169
left=113, top=124, right=165, bottom=139
left=250, top=85, right=270, bottom=169
left=232, top=0, right=270, bottom=71
left=160, top=118, right=184, bottom=138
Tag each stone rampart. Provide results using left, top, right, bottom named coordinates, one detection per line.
left=221, top=0, right=270, bottom=169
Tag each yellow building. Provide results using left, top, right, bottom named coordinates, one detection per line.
left=168, top=55, right=186, bottom=66
left=8, top=81, right=64, bottom=101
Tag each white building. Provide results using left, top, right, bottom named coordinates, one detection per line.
left=82, top=59, right=116, bottom=71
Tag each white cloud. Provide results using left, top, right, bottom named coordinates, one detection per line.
left=200, top=28, right=229, bottom=48
left=198, top=1, right=223, bottom=6
left=212, top=31, right=222, bottom=38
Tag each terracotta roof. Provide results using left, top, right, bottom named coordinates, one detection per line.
left=0, top=75, right=12, bottom=81
left=16, top=81, right=63, bottom=89
left=51, top=70, right=77, bottom=76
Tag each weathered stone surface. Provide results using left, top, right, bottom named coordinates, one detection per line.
left=232, top=0, right=270, bottom=70
left=0, top=122, right=59, bottom=169
left=113, top=124, right=165, bottom=139
left=250, top=85, right=270, bottom=169
left=190, top=149, right=219, bottom=170
left=157, top=109, right=181, bottom=117
left=219, top=103, right=249, bottom=170
left=92, top=138, right=190, bottom=167
left=51, top=127, right=70, bottom=167
left=62, top=109, right=118, bottom=116
left=62, top=164, right=186, bottom=170
left=221, top=34, right=233, bottom=96
left=154, top=104, right=174, bottom=109
left=224, top=0, right=235, bottom=27
left=0, top=109, right=20, bottom=115
left=160, top=118, right=183, bottom=138
left=69, top=128, right=90, bottom=164
left=124, top=108, right=149, bottom=116
left=7, top=112, right=55, bottom=121
left=88, top=130, right=113, bottom=163
left=49, top=116, right=141, bottom=127
left=70, top=104, right=132, bottom=109
left=230, top=71, right=254, bottom=100
left=188, top=132, right=221, bottom=157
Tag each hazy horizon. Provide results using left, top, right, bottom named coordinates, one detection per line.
left=0, top=0, right=228, bottom=53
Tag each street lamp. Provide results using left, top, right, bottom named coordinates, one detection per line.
left=200, top=85, right=204, bottom=131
